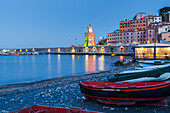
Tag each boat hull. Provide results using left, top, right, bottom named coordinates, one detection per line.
left=108, top=65, right=170, bottom=82
left=79, top=81, right=170, bottom=105
left=12, top=105, right=98, bottom=113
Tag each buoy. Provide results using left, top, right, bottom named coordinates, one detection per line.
left=111, top=54, right=115, bottom=56
left=78, top=56, right=79, bottom=59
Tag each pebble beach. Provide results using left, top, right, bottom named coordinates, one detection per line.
left=0, top=62, right=170, bottom=113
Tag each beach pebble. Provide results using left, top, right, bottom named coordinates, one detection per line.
left=1, top=110, right=9, bottom=113
left=110, top=107, right=115, bottom=110
left=10, top=99, right=15, bottom=102
left=103, top=106, right=109, bottom=109
left=0, top=97, right=4, bottom=99
left=45, top=100, right=48, bottom=103
left=48, top=89, right=52, bottom=92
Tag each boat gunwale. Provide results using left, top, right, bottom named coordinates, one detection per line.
left=79, top=81, right=170, bottom=91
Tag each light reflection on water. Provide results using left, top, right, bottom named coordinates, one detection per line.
left=57, top=54, right=61, bottom=77
left=0, top=55, right=132, bottom=85
left=98, top=55, right=104, bottom=71
left=120, top=56, right=124, bottom=61
left=72, top=55, right=75, bottom=75
left=48, top=54, right=51, bottom=78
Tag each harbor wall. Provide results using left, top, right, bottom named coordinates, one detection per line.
left=0, top=45, right=134, bottom=55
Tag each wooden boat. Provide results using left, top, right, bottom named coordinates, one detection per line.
left=116, top=69, right=153, bottom=76
left=116, top=63, right=170, bottom=76
left=135, top=63, right=170, bottom=70
left=108, top=65, right=170, bottom=82
left=138, top=60, right=170, bottom=65
left=11, top=105, right=99, bottom=113
left=120, top=73, right=170, bottom=83
left=79, top=81, right=170, bottom=106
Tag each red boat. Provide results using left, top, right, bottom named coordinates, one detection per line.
left=79, top=81, right=170, bottom=106
left=11, top=105, right=99, bottom=113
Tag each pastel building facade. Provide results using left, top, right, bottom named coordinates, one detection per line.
left=158, top=26, right=169, bottom=34
left=108, top=12, right=170, bottom=45
left=147, top=15, right=154, bottom=27
left=154, top=16, right=162, bottom=23
left=161, top=32, right=170, bottom=42
left=107, top=29, right=156, bottom=45
left=149, top=22, right=170, bottom=42
left=146, top=29, right=157, bottom=43
left=119, top=13, right=147, bottom=32
left=84, top=25, right=95, bottom=47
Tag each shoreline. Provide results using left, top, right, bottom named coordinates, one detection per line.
left=0, top=70, right=113, bottom=95
left=0, top=68, right=121, bottom=96
left=0, top=62, right=170, bottom=113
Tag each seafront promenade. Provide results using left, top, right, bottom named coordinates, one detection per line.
left=0, top=45, right=133, bottom=55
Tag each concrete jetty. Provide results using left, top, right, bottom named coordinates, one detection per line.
left=0, top=45, right=134, bottom=56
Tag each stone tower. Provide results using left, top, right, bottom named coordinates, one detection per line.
left=84, top=25, right=95, bottom=47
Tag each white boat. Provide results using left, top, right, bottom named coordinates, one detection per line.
left=0, top=52, right=10, bottom=55
left=138, top=60, right=170, bottom=65
left=118, top=68, right=153, bottom=75
left=20, top=52, right=27, bottom=55
left=135, top=63, right=170, bottom=70
left=120, top=73, right=170, bottom=82
left=26, top=52, right=32, bottom=55
left=32, top=51, right=39, bottom=55
left=116, top=63, right=170, bottom=76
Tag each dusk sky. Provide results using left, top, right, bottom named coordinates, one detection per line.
left=0, top=0, right=169, bottom=48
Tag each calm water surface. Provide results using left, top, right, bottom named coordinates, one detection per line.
left=0, top=55, right=132, bottom=85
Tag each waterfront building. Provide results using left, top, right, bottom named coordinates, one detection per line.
left=119, top=12, right=147, bottom=32
left=134, top=43, right=170, bottom=59
left=146, top=28, right=157, bottom=43
left=158, top=25, right=169, bottom=34
left=147, top=15, right=154, bottom=27
left=84, top=25, right=95, bottom=47
left=161, top=32, right=170, bottom=42
left=153, top=15, right=162, bottom=23
left=149, top=22, right=170, bottom=42
left=108, top=12, right=170, bottom=45
left=107, top=28, right=157, bottom=45
left=107, top=30, right=148, bottom=45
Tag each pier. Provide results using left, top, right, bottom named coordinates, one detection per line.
left=0, top=45, right=134, bottom=56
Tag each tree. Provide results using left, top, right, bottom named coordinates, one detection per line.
left=158, top=7, right=170, bottom=21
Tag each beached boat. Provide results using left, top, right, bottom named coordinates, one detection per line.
left=120, top=73, right=170, bottom=83
left=108, top=64, right=170, bottom=82
left=116, top=68, right=153, bottom=76
left=79, top=81, right=170, bottom=105
left=11, top=105, right=98, bottom=113
left=138, top=60, right=170, bottom=68
left=116, top=63, right=170, bottom=76
left=138, top=60, right=170, bottom=65
left=32, top=51, right=39, bottom=55
left=135, top=63, right=170, bottom=70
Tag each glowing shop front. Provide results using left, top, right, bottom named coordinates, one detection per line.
left=134, top=43, right=170, bottom=60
